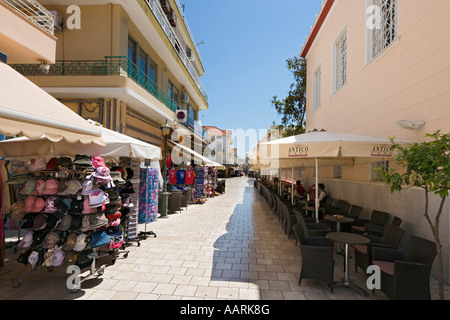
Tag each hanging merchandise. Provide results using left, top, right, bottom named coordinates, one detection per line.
left=168, top=168, right=177, bottom=185
left=7, top=155, right=130, bottom=289
left=185, top=168, right=195, bottom=185
left=176, top=168, right=186, bottom=185
left=138, top=167, right=159, bottom=224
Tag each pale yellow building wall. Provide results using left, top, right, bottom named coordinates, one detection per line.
left=305, top=0, right=450, bottom=142
left=303, top=0, right=450, bottom=283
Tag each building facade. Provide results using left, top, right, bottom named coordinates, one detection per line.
left=10, top=0, right=208, bottom=148
left=300, top=0, right=450, bottom=281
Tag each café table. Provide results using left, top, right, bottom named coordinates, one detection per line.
left=323, top=215, right=355, bottom=254
left=326, top=232, right=370, bottom=297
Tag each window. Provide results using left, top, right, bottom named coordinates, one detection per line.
left=128, top=37, right=137, bottom=64
left=168, top=81, right=178, bottom=104
left=312, top=65, right=322, bottom=111
left=367, top=0, right=398, bottom=63
left=148, top=59, right=157, bottom=83
left=138, top=50, right=147, bottom=75
left=370, top=161, right=390, bottom=181
left=333, top=29, right=347, bottom=93
left=334, top=166, right=342, bottom=179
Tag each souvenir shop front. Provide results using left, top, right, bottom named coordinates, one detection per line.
left=0, top=124, right=162, bottom=289
left=167, top=141, right=225, bottom=204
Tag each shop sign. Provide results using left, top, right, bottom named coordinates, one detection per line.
left=288, top=145, right=309, bottom=158
left=371, top=144, right=393, bottom=157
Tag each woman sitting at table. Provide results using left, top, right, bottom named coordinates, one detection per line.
left=296, top=180, right=306, bottom=199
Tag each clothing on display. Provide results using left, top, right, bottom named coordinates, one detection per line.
left=138, top=168, right=159, bottom=224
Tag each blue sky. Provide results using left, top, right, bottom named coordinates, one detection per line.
left=182, top=0, right=324, bottom=158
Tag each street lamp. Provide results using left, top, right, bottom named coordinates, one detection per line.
left=160, top=120, right=172, bottom=219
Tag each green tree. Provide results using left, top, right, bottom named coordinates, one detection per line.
left=271, top=56, right=307, bottom=137
left=377, top=131, right=450, bottom=300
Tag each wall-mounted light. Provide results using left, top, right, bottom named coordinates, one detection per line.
left=395, top=119, right=425, bottom=130
left=40, top=60, right=50, bottom=74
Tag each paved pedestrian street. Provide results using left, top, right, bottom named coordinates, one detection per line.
left=0, top=177, right=445, bottom=302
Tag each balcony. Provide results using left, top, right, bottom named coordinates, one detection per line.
left=2, top=0, right=54, bottom=35
left=10, top=56, right=179, bottom=113
left=143, top=0, right=208, bottom=103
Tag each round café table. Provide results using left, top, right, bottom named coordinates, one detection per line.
left=326, top=232, right=370, bottom=297
left=323, top=215, right=355, bottom=254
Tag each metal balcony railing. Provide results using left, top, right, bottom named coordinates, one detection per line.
left=10, top=56, right=179, bottom=113
left=144, top=0, right=208, bottom=103
left=2, top=0, right=54, bottom=35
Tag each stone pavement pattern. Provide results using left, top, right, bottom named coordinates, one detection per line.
left=0, top=177, right=446, bottom=300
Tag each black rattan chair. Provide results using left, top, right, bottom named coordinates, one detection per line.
left=354, top=224, right=405, bottom=273
left=372, top=235, right=437, bottom=300
left=293, top=221, right=335, bottom=292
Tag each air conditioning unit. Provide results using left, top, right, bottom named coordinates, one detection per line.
left=50, top=10, right=63, bottom=31
left=181, top=92, right=190, bottom=104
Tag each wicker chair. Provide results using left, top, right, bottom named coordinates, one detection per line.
left=354, top=224, right=405, bottom=273
left=372, top=235, right=437, bottom=300
left=352, top=210, right=389, bottom=234
left=293, top=221, right=335, bottom=292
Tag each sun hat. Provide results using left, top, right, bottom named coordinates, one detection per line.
left=20, top=179, right=36, bottom=195
left=82, top=197, right=95, bottom=214
left=122, top=196, right=135, bottom=208
left=42, top=214, right=61, bottom=232
left=110, top=171, right=126, bottom=185
left=73, top=233, right=89, bottom=252
left=18, top=230, right=34, bottom=248
left=120, top=181, right=135, bottom=194
left=42, top=248, right=55, bottom=266
left=23, top=196, right=37, bottom=212
left=89, top=230, right=110, bottom=249
left=52, top=247, right=66, bottom=267
left=106, top=226, right=122, bottom=237
left=80, top=179, right=93, bottom=196
left=68, top=199, right=83, bottom=214
left=43, top=196, right=58, bottom=213
left=88, top=166, right=113, bottom=183
left=62, top=232, right=78, bottom=251
left=55, top=213, right=72, bottom=231
left=107, top=189, right=121, bottom=205
left=31, top=213, right=48, bottom=230
left=88, top=189, right=110, bottom=208
left=29, top=157, right=46, bottom=172
left=43, top=179, right=59, bottom=195
left=82, top=213, right=108, bottom=231
left=59, top=179, right=82, bottom=195
left=73, top=154, right=93, bottom=171
left=69, top=214, right=83, bottom=232
left=10, top=201, right=25, bottom=228
left=34, top=179, right=46, bottom=195
left=105, top=211, right=122, bottom=221
left=92, top=156, right=106, bottom=169
left=46, top=157, right=58, bottom=171
left=32, top=230, right=46, bottom=247
left=33, top=197, right=46, bottom=213
left=57, top=157, right=73, bottom=169
left=53, top=199, right=69, bottom=219
left=79, top=215, right=90, bottom=232
left=109, top=218, right=121, bottom=227
left=21, top=212, right=38, bottom=229
left=108, top=235, right=123, bottom=250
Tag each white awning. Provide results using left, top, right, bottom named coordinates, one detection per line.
left=0, top=62, right=103, bottom=144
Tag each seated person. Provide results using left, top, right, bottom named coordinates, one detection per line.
left=295, top=180, right=306, bottom=199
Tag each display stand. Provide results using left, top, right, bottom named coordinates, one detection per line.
left=138, top=160, right=158, bottom=240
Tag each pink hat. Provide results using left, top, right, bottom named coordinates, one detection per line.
left=110, top=218, right=121, bottom=227
left=81, top=179, right=93, bottom=196
left=82, top=197, right=94, bottom=214
left=32, top=197, right=46, bottom=213
left=43, top=179, right=59, bottom=195
left=24, top=196, right=37, bottom=212
left=88, top=167, right=112, bottom=183
left=43, top=196, right=58, bottom=213
left=34, top=179, right=46, bottom=195
left=92, top=156, right=106, bottom=169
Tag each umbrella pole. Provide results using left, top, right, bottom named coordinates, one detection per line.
left=291, top=167, right=294, bottom=205
left=315, top=157, right=319, bottom=223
